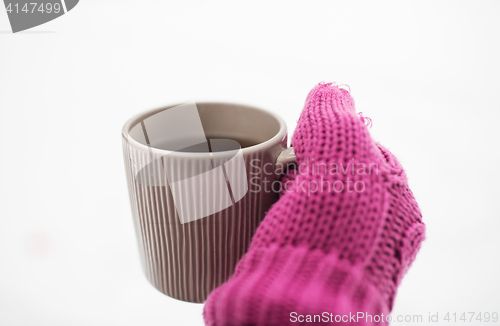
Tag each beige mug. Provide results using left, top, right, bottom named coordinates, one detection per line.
left=122, top=102, right=296, bottom=303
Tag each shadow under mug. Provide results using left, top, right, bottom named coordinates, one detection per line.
left=122, top=102, right=296, bottom=303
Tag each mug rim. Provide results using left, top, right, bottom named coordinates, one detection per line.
left=122, top=102, right=287, bottom=157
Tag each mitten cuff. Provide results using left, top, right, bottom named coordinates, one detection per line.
left=204, top=245, right=390, bottom=325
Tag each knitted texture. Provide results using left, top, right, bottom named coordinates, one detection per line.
left=203, top=83, right=425, bottom=325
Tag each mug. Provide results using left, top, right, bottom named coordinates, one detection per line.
left=122, top=102, right=296, bottom=303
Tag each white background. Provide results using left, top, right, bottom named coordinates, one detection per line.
left=1, top=1, right=500, bottom=325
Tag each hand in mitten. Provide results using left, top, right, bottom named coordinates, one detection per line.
left=204, top=83, right=425, bottom=325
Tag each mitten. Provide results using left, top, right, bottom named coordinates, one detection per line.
left=203, top=83, right=425, bottom=325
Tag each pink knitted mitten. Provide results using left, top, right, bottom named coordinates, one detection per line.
left=203, top=83, right=425, bottom=325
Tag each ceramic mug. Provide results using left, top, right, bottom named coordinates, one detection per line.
left=122, top=102, right=296, bottom=303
